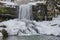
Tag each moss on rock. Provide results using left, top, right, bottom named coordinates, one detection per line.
left=1, top=29, right=8, bottom=37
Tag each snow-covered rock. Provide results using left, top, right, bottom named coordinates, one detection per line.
left=0, top=32, right=3, bottom=36
left=1, top=15, right=60, bottom=36
left=0, top=19, right=27, bottom=35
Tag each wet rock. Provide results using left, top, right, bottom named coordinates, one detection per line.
left=0, top=25, right=6, bottom=28
left=31, top=26, right=39, bottom=33
left=57, top=35, right=60, bottom=37
left=50, top=34, right=54, bottom=36
left=51, top=24, right=57, bottom=26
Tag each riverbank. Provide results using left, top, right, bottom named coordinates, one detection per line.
left=1, top=34, right=60, bottom=40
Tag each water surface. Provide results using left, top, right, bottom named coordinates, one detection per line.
left=1, top=35, right=60, bottom=40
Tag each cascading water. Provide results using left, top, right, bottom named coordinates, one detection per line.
left=18, top=0, right=37, bottom=20
left=19, top=4, right=33, bottom=20
left=17, top=1, right=47, bottom=36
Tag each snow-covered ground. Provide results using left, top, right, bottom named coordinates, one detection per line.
left=0, top=15, right=60, bottom=36
left=0, top=33, right=3, bottom=36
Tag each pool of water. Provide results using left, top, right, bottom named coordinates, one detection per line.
left=1, top=35, right=60, bottom=40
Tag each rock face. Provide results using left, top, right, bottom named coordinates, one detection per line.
left=31, top=0, right=59, bottom=21
left=32, top=3, right=47, bottom=21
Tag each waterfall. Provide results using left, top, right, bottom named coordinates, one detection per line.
left=30, top=0, right=35, bottom=2
left=18, top=0, right=37, bottom=20
left=18, top=1, right=46, bottom=20
left=19, top=4, right=33, bottom=20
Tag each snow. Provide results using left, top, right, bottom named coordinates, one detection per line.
left=0, top=19, right=27, bottom=35
left=28, top=1, right=46, bottom=5
left=0, top=32, right=3, bottom=36
left=4, top=2, right=17, bottom=6
left=0, top=1, right=17, bottom=6
left=1, top=15, right=60, bottom=36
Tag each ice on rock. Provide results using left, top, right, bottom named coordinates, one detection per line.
left=32, top=16, right=60, bottom=36
left=0, top=19, right=27, bottom=35
left=27, top=27, right=37, bottom=34
left=1, top=15, right=60, bottom=36
left=0, top=32, right=3, bottom=36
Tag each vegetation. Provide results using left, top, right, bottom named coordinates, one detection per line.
left=1, top=29, right=8, bottom=37
left=32, top=0, right=60, bottom=21
left=32, top=3, right=47, bottom=21
left=46, top=0, right=60, bottom=2
left=55, top=0, right=60, bottom=2
left=0, top=7, right=16, bottom=15
left=0, top=7, right=16, bottom=21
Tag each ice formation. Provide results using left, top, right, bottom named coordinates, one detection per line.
left=0, top=15, right=60, bottom=36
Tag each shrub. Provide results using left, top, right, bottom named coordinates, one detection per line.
left=0, top=7, right=16, bottom=21
left=0, top=7, right=16, bottom=15
left=32, top=3, right=47, bottom=21
left=1, top=29, right=8, bottom=37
